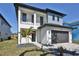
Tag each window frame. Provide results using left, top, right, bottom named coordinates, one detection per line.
left=22, top=13, right=27, bottom=22
left=31, top=14, right=34, bottom=23
left=40, top=16, right=43, bottom=25
left=52, top=15, right=55, bottom=21
left=57, top=16, right=60, bottom=22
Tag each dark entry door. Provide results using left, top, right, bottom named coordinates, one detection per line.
left=51, top=30, right=69, bottom=44
left=32, top=31, right=36, bottom=42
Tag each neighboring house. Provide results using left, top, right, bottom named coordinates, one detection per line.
left=0, top=14, right=11, bottom=40
left=64, top=21, right=79, bottom=40
left=73, top=26, right=79, bottom=40
left=14, top=3, right=73, bottom=45
left=70, top=21, right=79, bottom=40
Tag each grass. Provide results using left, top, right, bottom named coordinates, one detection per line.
left=1, top=39, right=76, bottom=56
left=0, top=39, right=44, bottom=56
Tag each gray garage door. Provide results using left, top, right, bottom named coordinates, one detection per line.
left=51, top=30, right=69, bottom=44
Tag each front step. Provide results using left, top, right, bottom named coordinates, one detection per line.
left=32, top=42, right=57, bottom=49
left=17, top=43, right=37, bottom=48
left=17, top=44, right=27, bottom=48
left=32, top=42, right=42, bottom=48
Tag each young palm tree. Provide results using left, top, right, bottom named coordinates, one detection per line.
left=21, top=27, right=33, bottom=43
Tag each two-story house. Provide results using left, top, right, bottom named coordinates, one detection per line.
left=14, top=3, right=73, bottom=45
left=0, top=13, right=11, bottom=40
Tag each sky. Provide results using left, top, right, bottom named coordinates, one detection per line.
left=0, top=3, right=79, bottom=33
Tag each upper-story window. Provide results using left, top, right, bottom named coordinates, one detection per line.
left=57, top=16, right=59, bottom=22
left=31, top=14, right=34, bottom=23
left=52, top=15, right=55, bottom=21
left=22, top=13, right=27, bottom=22
left=1, top=20, right=3, bottom=25
left=1, top=20, right=5, bottom=25
left=40, top=16, right=43, bottom=25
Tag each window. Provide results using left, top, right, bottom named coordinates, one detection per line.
left=22, top=13, right=27, bottom=22
left=1, top=20, right=4, bottom=25
left=1, top=20, right=3, bottom=25
left=32, top=14, right=34, bottom=23
left=40, top=16, right=43, bottom=25
left=52, top=15, right=55, bottom=21
left=5, top=33, right=8, bottom=35
left=57, top=16, right=59, bottom=22
left=0, top=32, right=1, bottom=36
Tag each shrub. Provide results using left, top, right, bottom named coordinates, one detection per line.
left=21, top=29, right=26, bottom=37
left=58, top=46, right=64, bottom=56
left=8, top=36, right=11, bottom=40
left=21, top=28, right=33, bottom=37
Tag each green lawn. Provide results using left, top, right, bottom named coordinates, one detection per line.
left=0, top=39, right=44, bottom=56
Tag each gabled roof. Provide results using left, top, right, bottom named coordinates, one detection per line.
left=14, top=3, right=66, bottom=17
left=0, top=13, right=11, bottom=27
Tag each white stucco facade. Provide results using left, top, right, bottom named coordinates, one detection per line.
left=47, top=12, right=63, bottom=25
left=36, top=25, right=72, bottom=45
left=15, top=4, right=72, bottom=45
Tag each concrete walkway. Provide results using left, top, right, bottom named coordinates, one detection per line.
left=43, top=43, right=79, bottom=56
left=32, top=42, right=79, bottom=55
left=53, top=43, right=79, bottom=51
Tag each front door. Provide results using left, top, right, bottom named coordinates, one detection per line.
left=32, top=31, right=36, bottom=42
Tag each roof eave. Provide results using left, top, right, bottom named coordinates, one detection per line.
left=0, top=14, right=11, bottom=27
left=14, top=3, right=66, bottom=17
left=14, top=3, right=46, bottom=13
left=46, top=8, right=66, bottom=17
left=38, top=24, right=73, bottom=29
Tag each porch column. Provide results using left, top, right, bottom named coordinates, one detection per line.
left=47, top=30, right=51, bottom=45
left=34, top=13, right=36, bottom=28
left=69, top=31, right=72, bottom=43
left=18, top=8, right=21, bottom=44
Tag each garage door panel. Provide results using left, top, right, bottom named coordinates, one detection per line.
left=51, top=30, right=69, bottom=43
left=56, top=32, right=69, bottom=43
